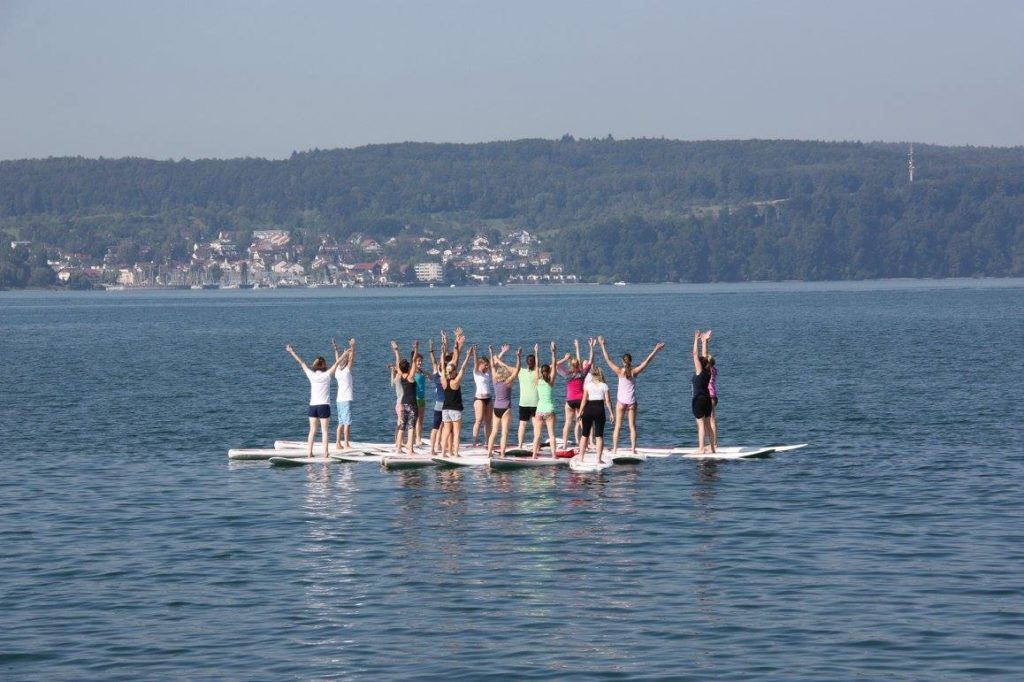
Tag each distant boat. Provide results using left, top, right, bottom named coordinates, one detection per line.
left=613, top=281, right=627, bottom=287
left=103, top=284, right=125, bottom=291
left=201, top=283, right=220, bottom=290
left=238, top=283, right=255, bottom=289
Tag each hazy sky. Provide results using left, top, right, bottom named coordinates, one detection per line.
left=1, top=0, right=1022, bottom=160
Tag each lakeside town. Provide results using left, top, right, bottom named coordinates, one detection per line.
left=31, top=228, right=583, bottom=289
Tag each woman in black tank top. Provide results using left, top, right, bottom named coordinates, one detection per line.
left=439, top=344, right=473, bottom=457
left=691, top=330, right=715, bottom=454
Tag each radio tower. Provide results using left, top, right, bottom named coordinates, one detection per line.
left=908, top=144, right=915, bottom=183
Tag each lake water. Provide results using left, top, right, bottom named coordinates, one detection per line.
left=1, top=281, right=1022, bottom=680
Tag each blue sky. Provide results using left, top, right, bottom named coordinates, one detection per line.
left=1, top=0, right=1021, bottom=159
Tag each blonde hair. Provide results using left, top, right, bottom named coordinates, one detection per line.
left=590, top=366, right=605, bottom=384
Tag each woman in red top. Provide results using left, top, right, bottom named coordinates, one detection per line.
left=556, top=338, right=595, bottom=449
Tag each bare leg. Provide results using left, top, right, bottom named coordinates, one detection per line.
left=612, top=404, right=624, bottom=453
left=710, top=404, right=718, bottom=450
left=545, top=415, right=557, bottom=458
left=451, top=418, right=462, bottom=456
left=472, top=399, right=485, bottom=446
left=562, top=403, right=572, bottom=449
left=517, top=419, right=526, bottom=449
left=405, top=424, right=416, bottom=455
left=532, top=415, right=542, bottom=458
left=696, top=418, right=706, bottom=454
left=483, top=402, right=493, bottom=444
left=335, top=422, right=343, bottom=449
left=628, top=406, right=638, bottom=453
left=343, top=424, right=350, bottom=450
left=320, top=418, right=330, bottom=457
left=306, top=417, right=317, bottom=457
left=415, top=405, right=424, bottom=444
left=595, top=436, right=604, bottom=463
left=577, top=435, right=589, bottom=461
left=486, top=413, right=498, bottom=456
left=705, top=417, right=715, bottom=453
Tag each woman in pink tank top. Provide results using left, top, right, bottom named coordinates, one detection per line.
left=556, top=338, right=594, bottom=449
left=597, top=336, right=665, bottom=454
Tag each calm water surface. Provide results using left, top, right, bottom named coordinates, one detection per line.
left=1, top=281, right=1022, bottom=680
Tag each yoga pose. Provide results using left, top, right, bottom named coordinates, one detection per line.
left=702, top=330, right=719, bottom=449
left=285, top=344, right=345, bottom=457
left=691, top=330, right=716, bottom=454
left=557, top=338, right=594, bottom=448
left=488, top=344, right=522, bottom=457
left=390, top=339, right=420, bottom=455
left=440, top=341, right=473, bottom=457
left=598, top=336, right=665, bottom=453
left=471, top=346, right=494, bottom=446
left=531, top=342, right=558, bottom=459
left=516, top=351, right=539, bottom=448
left=414, top=353, right=427, bottom=445
left=330, top=337, right=355, bottom=449
left=577, top=366, right=614, bottom=464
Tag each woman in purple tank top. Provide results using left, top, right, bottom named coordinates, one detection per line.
left=487, top=345, right=522, bottom=457
left=702, top=330, right=719, bottom=450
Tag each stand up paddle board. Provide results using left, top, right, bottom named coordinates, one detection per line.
left=569, top=453, right=614, bottom=473
left=431, top=454, right=491, bottom=467
left=330, top=452, right=384, bottom=463
left=488, top=456, right=568, bottom=471
left=273, top=440, right=392, bottom=452
left=679, top=446, right=776, bottom=460
left=381, top=455, right=438, bottom=470
left=611, top=452, right=647, bottom=464
left=268, top=456, right=333, bottom=467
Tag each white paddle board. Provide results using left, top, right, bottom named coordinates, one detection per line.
left=268, top=456, right=333, bottom=467
left=569, top=454, right=614, bottom=473
left=488, top=456, right=567, bottom=470
left=611, top=452, right=647, bottom=464
left=431, top=454, right=491, bottom=467
left=381, top=455, right=438, bottom=470
left=273, top=440, right=392, bottom=452
left=679, top=446, right=776, bottom=460
left=330, top=452, right=384, bottom=463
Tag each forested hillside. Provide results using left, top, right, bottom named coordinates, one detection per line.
left=2, top=137, right=1022, bottom=282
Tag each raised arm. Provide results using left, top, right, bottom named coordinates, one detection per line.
left=331, top=337, right=343, bottom=362
left=403, top=341, right=419, bottom=381
left=454, top=346, right=474, bottom=386
left=692, top=330, right=702, bottom=374
left=549, top=341, right=558, bottom=385
left=533, top=344, right=541, bottom=384
left=428, top=337, right=439, bottom=375
left=574, top=338, right=581, bottom=363
left=390, top=339, right=401, bottom=369
left=598, top=336, right=622, bottom=375
left=634, top=341, right=666, bottom=376
left=586, top=337, right=596, bottom=369
left=492, top=343, right=512, bottom=369
left=507, top=347, right=522, bottom=383
left=345, top=338, right=356, bottom=369
left=285, top=344, right=308, bottom=371
left=701, top=330, right=711, bottom=359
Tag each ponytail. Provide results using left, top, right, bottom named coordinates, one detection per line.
left=622, top=353, right=633, bottom=380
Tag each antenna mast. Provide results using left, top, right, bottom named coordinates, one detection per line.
left=908, top=144, right=915, bottom=183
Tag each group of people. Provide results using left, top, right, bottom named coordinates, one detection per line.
left=284, top=328, right=720, bottom=460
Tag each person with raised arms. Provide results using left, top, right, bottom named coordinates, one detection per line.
left=487, top=344, right=522, bottom=458
left=598, top=336, right=666, bottom=453
left=576, top=366, right=615, bottom=464
left=701, top=330, right=719, bottom=450
left=414, top=352, right=428, bottom=446
left=532, top=341, right=559, bottom=459
left=516, top=349, right=539, bottom=449
left=470, top=346, right=494, bottom=447
left=428, top=328, right=463, bottom=457
left=330, top=337, right=356, bottom=450
left=390, top=339, right=420, bottom=456
left=691, top=330, right=716, bottom=455
left=285, top=344, right=346, bottom=458
left=440, top=341, right=473, bottom=457
left=557, top=338, right=595, bottom=449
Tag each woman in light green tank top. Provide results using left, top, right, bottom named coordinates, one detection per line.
left=532, top=341, right=559, bottom=459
